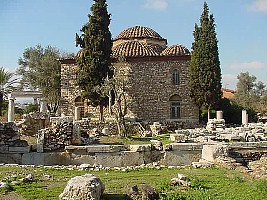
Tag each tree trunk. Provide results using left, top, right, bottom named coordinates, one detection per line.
left=99, top=103, right=104, bottom=122
left=207, top=106, right=211, bottom=121
left=0, top=92, right=3, bottom=116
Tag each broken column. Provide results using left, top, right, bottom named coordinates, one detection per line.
left=8, top=97, right=15, bottom=122
left=40, top=98, right=48, bottom=113
left=216, top=111, right=223, bottom=120
left=74, top=107, right=81, bottom=121
left=72, top=122, right=81, bottom=145
left=37, top=129, right=45, bottom=152
left=242, top=110, right=248, bottom=125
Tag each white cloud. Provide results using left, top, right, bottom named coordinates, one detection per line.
left=144, top=0, right=168, bottom=11
left=227, top=61, right=267, bottom=70
left=222, top=74, right=238, bottom=89
left=247, top=0, right=267, bottom=12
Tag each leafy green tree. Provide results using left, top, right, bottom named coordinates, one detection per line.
left=75, top=0, right=112, bottom=121
left=24, top=103, right=39, bottom=114
left=17, top=45, right=62, bottom=114
left=0, top=67, right=16, bottom=116
left=234, top=72, right=257, bottom=110
left=254, top=81, right=266, bottom=96
left=98, top=58, right=131, bottom=136
left=189, top=2, right=222, bottom=120
left=234, top=72, right=267, bottom=117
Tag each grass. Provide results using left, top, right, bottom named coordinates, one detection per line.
left=0, top=166, right=266, bottom=200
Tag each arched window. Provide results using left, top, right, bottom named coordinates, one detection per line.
left=172, top=69, right=180, bottom=85
left=169, top=95, right=181, bottom=119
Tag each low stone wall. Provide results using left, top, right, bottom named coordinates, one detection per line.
left=0, top=143, right=202, bottom=167
left=2, top=142, right=266, bottom=167
left=201, top=142, right=267, bottom=163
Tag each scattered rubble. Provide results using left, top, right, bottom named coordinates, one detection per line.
left=248, top=155, right=267, bottom=179
left=15, top=112, right=49, bottom=136
left=171, top=173, right=191, bottom=187
left=149, top=122, right=167, bottom=136
left=170, top=122, right=267, bottom=143
left=126, top=184, right=159, bottom=200
left=0, top=122, right=19, bottom=145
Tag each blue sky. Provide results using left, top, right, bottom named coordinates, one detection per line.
left=1, top=0, right=267, bottom=89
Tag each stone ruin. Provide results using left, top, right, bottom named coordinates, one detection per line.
left=0, top=122, right=20, bottom=146
left=15, top=112, right=50, bottom=136
left=0, top=109, right=266, bottom=178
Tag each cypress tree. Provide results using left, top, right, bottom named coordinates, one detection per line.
left=189, top=2, right=222, bottom=120
left=76, top=0, right=112, bottom=121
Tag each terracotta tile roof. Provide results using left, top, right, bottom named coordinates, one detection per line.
left=114, top=26, right=163, bottom=40
left=161, top=44, right=190, bottom=56
left=222, top=88, right=236, bottom=99
left=112, top=40, right=159, bottom=57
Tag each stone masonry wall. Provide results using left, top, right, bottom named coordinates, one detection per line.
left=60, top=58, right=199, bottom=125
left=60, top=63, right=81, bottom=116
left=126, top=59, right=199, bottom=122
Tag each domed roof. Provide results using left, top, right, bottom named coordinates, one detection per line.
left=114, top=26, right=164, bottom=40
left=112, top=40, right=159, bottom=57
left=161, top=44, right=190, bottom=56
left=147, top=44, right=166, bottom=54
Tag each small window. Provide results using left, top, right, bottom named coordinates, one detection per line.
left=170, top=95, right=181, bottom=119
left=171, top=102, right=181, bottom=119
left=172, top=69, right=180, bottom=85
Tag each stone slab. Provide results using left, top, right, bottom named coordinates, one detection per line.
left=201, top=144, right=229, bottom=162
left=65, top=145, right=126, bottom=153
left=160, top=150, right=201, bottom=166
left=0, top=145, right=9, bottom=153
left=169, top=143, right=203, bottom=151
left=9, top=146, right=31, bottom=153
left=0, top=153, right=22, bottom=164
left=129, top=144, right=151, bottom=152
left=229, top=142, right=267, bottom=149
left=22, top=152, right=68, bottom=165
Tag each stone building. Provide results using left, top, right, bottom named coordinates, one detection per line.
left=60, top=26, right=199, bottom=124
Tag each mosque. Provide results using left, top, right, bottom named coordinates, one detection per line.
left=60, top=26, right=199, bottom=125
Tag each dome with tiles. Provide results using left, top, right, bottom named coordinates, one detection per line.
left=161, top=44, right=190, bottom=56
left=112, top=40, right=159, bottom=57
left=114, top=26, right=164, bottom=40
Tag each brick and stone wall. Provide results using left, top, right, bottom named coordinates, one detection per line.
left=124, top=59, right=198, bottom=122
left=59, top=56, right=199, bottom=126
left=60, top=62, right=81, bottom=116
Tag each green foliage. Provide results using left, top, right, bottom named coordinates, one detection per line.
left=17, top=45, right=62, bottom=114
left=24, top=103, right=39, bottom=114
left=100, top=59, right=131, bottom=136
left=189, top=2, right=222, bottom=116
left=0, top=67, right=16, bottom=116
left=233, top=72, right=267, bottom=119
left=219, top=98, right=258, bottom=124
left=76, top=0, right=113, bottom=121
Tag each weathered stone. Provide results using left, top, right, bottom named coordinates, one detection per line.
left=202, top=144, right=229, bottom=162
left=21, top=174, right=34, bottom=183
left=59, top=174, right=105, bottom=200
left=129, top=144, right=151, bottom=152
left=65, top=145, right=125, bottom=153
left=8, top=146, right=30, bottom=153
left=0, top=145, right=8, bottom=153
left=15, top=112, right=49, bottom=136
left=170, top=143, right=203, bottom=151
left=150, top=140, right=162, bottom=150
left=126, top=184, right=159, bottom=200
left=170, top=134, right=187, bottom=142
